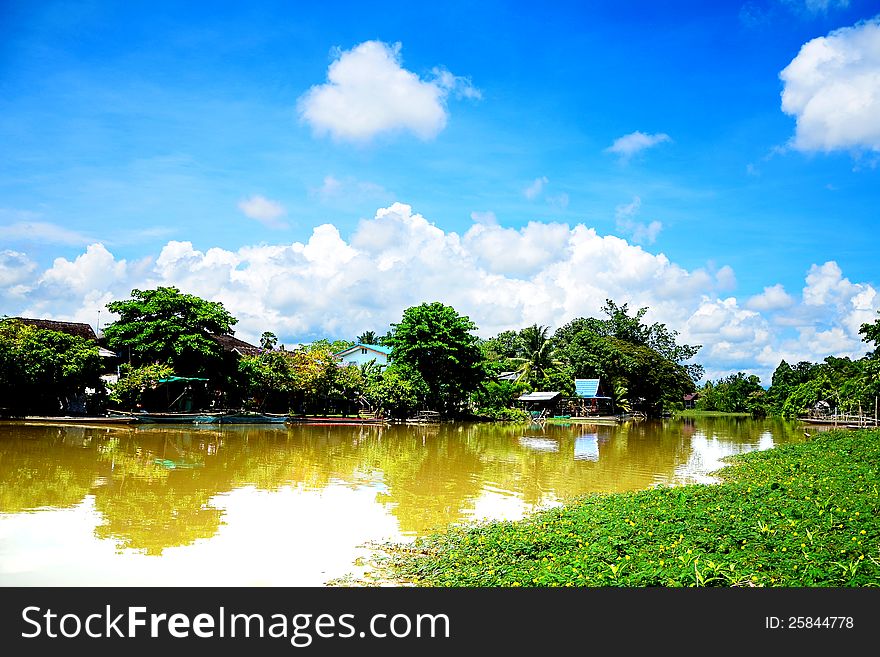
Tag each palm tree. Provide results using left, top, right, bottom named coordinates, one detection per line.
left=357, top=330, right=378, bottom=345
left=511, top=324, right=561, bottom=387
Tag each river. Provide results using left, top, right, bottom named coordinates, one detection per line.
left=0, top=416, right=806, bottom=586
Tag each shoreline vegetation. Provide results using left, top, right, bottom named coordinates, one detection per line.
left=339, top=428, right=879, bottom=587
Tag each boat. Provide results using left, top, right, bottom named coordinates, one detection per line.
left=8, top=415, right=136, bottom=425
left=214, top=412, right=289, bottom=424
left=107, top=409, right=293, bottom=424
left=107, top=410, right=223, bottom=424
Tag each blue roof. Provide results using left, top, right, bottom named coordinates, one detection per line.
left=575, top=378, right=601, bottom=398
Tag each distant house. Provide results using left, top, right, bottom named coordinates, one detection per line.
left=683, top=392, right=699, bottom=409
left=8, top=317, right=120, bottom=406
left=211, top=333, right=262, bottom=358
left=565, top=378, right=614, bottom=416
left=333, top=343, right=392, bottom=368
left=516, top=391, right=563, bottom=418
left=9, top=317, right=117, bottom=359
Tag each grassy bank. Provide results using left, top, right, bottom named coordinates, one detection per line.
left=367, top=428, right=879, bottom=587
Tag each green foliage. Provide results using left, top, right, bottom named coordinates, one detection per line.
left=376, top=428, right=880, bottom=587
left=356, top=331, right=378, bottom=345
left=108, top=363, right=176, bottom=409
left=509, top=324, right=563, bottom=387
left=304, top=338, right=355, bottom=354
left=364, top=364, right=428, bottom=419
left=766, top=355, right=878, bottom=419
left=471, top=380, right=529, bottom=417
left=561, top=331, right=694, bottom=415
left=697, top=372, right=766, bottom=414
left=554, top=300, right=704, bottom=383
left=0, top=319, right=103, bottom=415
left=236, top=349, right=298, bottom=410
left=103, top=287, right=237, bottom=376
left=384, top=302, right=485, bottom=416
left=858, top=310, right=880, bottom=356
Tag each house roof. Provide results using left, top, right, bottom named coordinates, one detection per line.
left=497, top=371, right=519, bottom=381
left=575, top=378, right=606, bottom=398
left=334, top=343, right=392, bottom=357
left=683, top=392, right=700, bottom=401
left=517, top=391, right=562, bottom=402
left=211, top=333, right=261, bottom=356
left=9, top=317, right=98, bottom=341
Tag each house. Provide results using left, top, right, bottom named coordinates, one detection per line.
left=565, top=378, right=614, bottom=416
left=211, top=333, right=262, bottom=357
left=497, top=371, right=519, bottom=382
left=10, top=317, right=118, bottom=362
left=516, top=391, right=563, bottom=418
left=8, top=317, right=120, bottom=409
left=683, top=392, right=700, bottom=409
left=333, top=343, right=392, bottom=368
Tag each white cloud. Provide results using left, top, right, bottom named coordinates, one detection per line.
left=614, top=196, right=663, bottom=245
left=746, top=283, right=795, bottom=311
left=312, top=175, right=390, bottom=202
left=524, top=176, right=549, bottom=200
left=605, top=131, right=672, bottom=161
left=0, top=250, right=37, bottom=290
left=238, top=195, right=288, bottom=229
left=0, top=221, right=92, bottom=246
left=798, top=1, right=850, bottom=14
left=470, top=211, right=498, bottom=225
left=5, top=206, right=878, bottom=386
left=297, top=40, right=478, bottom=142
left=780, top=17, right=880, bottom=152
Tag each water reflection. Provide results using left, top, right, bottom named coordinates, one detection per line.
left=0, top=417, right=806, bottom=585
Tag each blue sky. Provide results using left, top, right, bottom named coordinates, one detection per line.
left=1, top=0, right=879, bottom=383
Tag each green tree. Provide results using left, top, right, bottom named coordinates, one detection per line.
left=510, top=324, right=562, bottom=387
left=364, top=364, right=428, bottom=419
left=859, top=310, right=880, bottom=357
left=0, top=319, right=104, bottom=415
left=103, top=287, right=238, bottom=376
left=260, top=332, right=278, bottom=350
left=696, top=372, right=765, bottom=414
left=108, top=363, right=176, bottom=410
left=561, top=330, right=694, bottom=415
left=554, top=300, right=703, bottom=383
left=357, top=331, right=378, bottom=345
left=383, top=302, right=486, bottom=416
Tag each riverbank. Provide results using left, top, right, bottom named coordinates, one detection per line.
left=675, top=409, right=753, bottom=418
left=359, top=428, right=879, bottom=587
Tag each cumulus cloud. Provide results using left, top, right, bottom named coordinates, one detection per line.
left=605, top=131, right=672, bottom=161
left=746, top=283, right=796, bottom=311
left=297, top=40, right=478, bottom=142
left=5, top=205, right=878, bottom=386
left=0, top=250, right=37, bottom=290
left=238, top=195, right=288, bottom=229
left=780, top=17, right=880, bottom=152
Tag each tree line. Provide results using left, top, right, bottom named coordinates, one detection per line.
left=7, top=285, right=876, bottom=420
left=693, top=324, right=880, bottom=418
left=0, top=288, right=703, bottom=419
